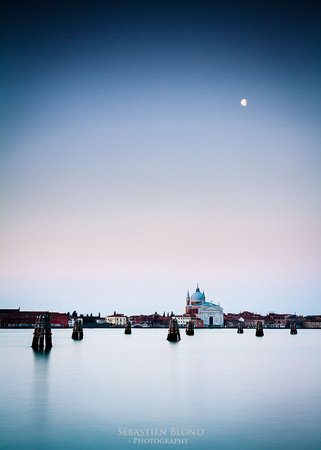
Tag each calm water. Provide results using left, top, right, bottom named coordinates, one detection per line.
left=1, top=328, right=321, bottom=450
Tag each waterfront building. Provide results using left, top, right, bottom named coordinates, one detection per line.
left=224, top=313, right=242, bottom=327
left=303, top=316, right=321, bottom=328
left=130, top=313, right=171, bottom=327
left=238, top=311, right=265, bottom=328
left=185, top=285, right=224, bottom=327
left=0, top=308, right=69, bottom=327
left=130, top=314, right=153, bottom=327
left=105, top=313, right=127, bottom=326
left=224, top=311, right=293, bottom=328
left=173, top=315, right=193, bottom=327
left=263, top=313, right=290, bottom=328
left=287, top=315, right=305, bottom=328
left=80, top=313, right=105, bottom=326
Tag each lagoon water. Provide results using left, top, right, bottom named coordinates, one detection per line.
left=1, top=328, right=321, bottom=450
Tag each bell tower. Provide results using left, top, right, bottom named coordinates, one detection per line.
left=186, top=290, right=190, bottom=306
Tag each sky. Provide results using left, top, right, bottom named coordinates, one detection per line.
left=1, top=0, right=320, bottom=316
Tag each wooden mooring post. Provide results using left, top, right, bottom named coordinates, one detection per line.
left=31, top=314, right=52, bottom=351
left=167, top=318, right=181, bottom=342
left=185, top=321, right=194, bottom=336
left=255, top=321, right=264, bottom=337
left=290, top=323, right=298, bottom=334
left=237, top=322, right=244, bottom=334
left=124, top=320, right=132, bottom=334
left=72, top=319, right=83, bottom=340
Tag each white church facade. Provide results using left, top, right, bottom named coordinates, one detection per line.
left=185, top=284, right=224, bottom=327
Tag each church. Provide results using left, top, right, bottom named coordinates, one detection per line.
left=185, top=284, right=224, bottom=327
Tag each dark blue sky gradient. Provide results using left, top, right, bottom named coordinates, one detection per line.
left=1, top=1, right=320, bottom=138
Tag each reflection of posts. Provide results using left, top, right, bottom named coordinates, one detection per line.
left=255, top=321, right=264, bottom=337
left=185, top=321, right=194, bottom=336
left=124, top=320, right=131, bottom=335
left=290, top=323, right=297, bottom=335
left=237, top=322, right=244, bottom=334
left=72, top=320, right=84, bottom=340
left=167, top=318, right=181, bottom=342
left=32, top=314, right=53, bottom=351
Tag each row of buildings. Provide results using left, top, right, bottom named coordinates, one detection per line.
left=0, top=309, right=70, bottom=327
left=105, top=285, right=321, bottom=329
left=107, top=285, right=224, bottom=328
left=1, top=285, right=320, bottom=328
left=223, top=311, right=321, bottom=328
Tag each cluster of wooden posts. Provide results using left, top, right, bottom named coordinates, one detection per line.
left=31, top=315, right=84, bottom=351
left=31, top=316, right=298, bottom=350
left=290, top=323, right=297, bottom=334
left=164, top=319, right=299, bottom=341
left=31, top=314, right=52, bottom=351
left=238, top=320, right=297, bottom=337
left=71, top=320, right=83, bottom=340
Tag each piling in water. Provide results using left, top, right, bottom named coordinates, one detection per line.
left=31, top=314, right=52, bottom=351
left=185, top=321, right=194, bottom=336
left=124, top=320, right=132, bottom=334
left=237, top=322, right=244, bottom=334
left=167, top=318, right=181, bottom=342
left=290, top=323, right=297, bottom=334
left=255, top=321, right=264, bottom=337
left=72, top=319, right=83, bottom=340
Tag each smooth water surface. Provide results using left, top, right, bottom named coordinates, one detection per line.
left=1, top=328, right=320, bottom=449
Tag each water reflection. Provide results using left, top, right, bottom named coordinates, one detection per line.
left=32, top=349, right=50, bottom=431
left=1, top=329, right=321, bottom=449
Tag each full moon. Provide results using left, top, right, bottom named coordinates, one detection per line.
left=240, top=98, right=247, bottom=106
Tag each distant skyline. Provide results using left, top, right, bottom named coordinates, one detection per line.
left=1, top=1, right=320, bottom=316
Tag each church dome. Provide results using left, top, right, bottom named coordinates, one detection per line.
left=191, top=285, right=205, bottom=302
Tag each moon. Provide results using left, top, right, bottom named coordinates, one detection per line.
left=240, top=98, right=247, bottom=106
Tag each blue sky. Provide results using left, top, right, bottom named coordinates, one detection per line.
left=1, top=1, right=320, bottom=316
